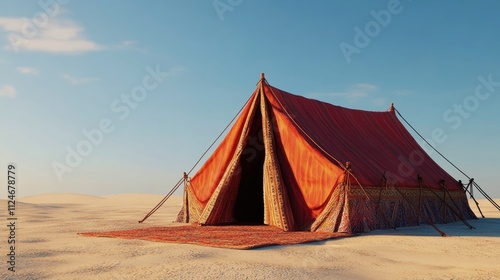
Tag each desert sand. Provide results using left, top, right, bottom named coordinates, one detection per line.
left=1, top=194, right=498, bottom=280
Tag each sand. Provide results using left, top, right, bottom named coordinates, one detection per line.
left=1, top=194, right=498, bottom=279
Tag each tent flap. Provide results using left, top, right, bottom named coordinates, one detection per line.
left=261, top=89, right=295, bottom=231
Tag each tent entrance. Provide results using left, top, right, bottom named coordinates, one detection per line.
left=234, top=112, right=265, bottom=225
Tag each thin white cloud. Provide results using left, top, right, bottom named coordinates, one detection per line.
left=62, top=74, right=99, bottom=85
left=395, top=90, right=411, bottom=96
left=119, top=40, right=136, bottom=47
left=329, top=83, right=379, bottom=102
left=354, top=83, right=378, bottom=91
left=0, top=85, right=16, bottom=98
left=0, top=17, right=24, bottom=31
left=373, top=97, right=388, bottom=106
left=112, top=40, right=157, bottom=56
left=17, top=66, right=38, bottom=75
left=0, top=16, right=103, bottom=54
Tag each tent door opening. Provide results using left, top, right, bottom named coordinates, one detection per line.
left=234, top=117, right=265, bottom=225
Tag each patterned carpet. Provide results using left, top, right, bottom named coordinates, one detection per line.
left=79, top=225, right=354, bottom=249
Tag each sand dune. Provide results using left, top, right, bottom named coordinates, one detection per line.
left=1, top=194, right=499, bottom=279
left=19, top=193, right=106, bottom=204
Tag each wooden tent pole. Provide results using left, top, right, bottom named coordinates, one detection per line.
left=417, top=175, right=423, bottom=225
left=375, top=186, right=384, bottom=228
left=374, top=173, right=396, bottom=230
left=391, top=185, right=447, bottom=237
left=440, top=181, right=475, bottom=229
left=461, top=179, right=485, bottom=218
left=470, top=179, right=473, bottom=197
left=443, top=181, right=447, bottom=224
left=421, top=179, right=474, bottom=229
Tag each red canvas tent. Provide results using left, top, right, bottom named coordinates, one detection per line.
left=175, top=74, right=476, bottom=233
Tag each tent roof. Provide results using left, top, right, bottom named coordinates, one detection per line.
left=263, top=81, right=459, bottom=190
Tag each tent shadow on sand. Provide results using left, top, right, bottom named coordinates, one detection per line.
left=236, top=218, right=500, bottom=251
left=366, top=217, right=500, bottom=237
left=253, top=217, right=500, bottom=251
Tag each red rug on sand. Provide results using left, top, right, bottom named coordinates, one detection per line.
left=79, top=225, right=354, bottom=249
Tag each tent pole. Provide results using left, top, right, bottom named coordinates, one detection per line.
left=458, top=178, right=484, bottom=218
left=440, top=180, right=475, bottom=229
left=375, top=185, right=384, bottom=228
left=345, top=164, right=394, bottom=232
left=420, top=179, right=474, bottom=229
left=470, top=179, right=473, bottom=197
left=442, top=181, right=447, bottom=224
left=183, top=172, right=190, bottom=222
left=417, top=175, right=423, bottom=225
left=391, top=185, right=447, bottom=237
left=375, top=173, right=396, bottom=230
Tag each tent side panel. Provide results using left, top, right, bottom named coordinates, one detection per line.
left=264, top=89, right=346, bottom=229
left=199, top=164, right=243, bottom=225
left=310, top=181, right=349, bottom=232
left=341, top=186, right=476, bottom=232
left=176, top=183, right=204, bottom=223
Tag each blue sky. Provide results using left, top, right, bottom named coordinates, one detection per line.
left=0, top=0, right=499, bottom=199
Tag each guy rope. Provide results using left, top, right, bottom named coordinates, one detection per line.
left=395, top=108, right=500, bottom=213
left=138, top=93, right=254, bottom=223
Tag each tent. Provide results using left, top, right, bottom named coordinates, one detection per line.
left=175, top=74, right=476, bottom=233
